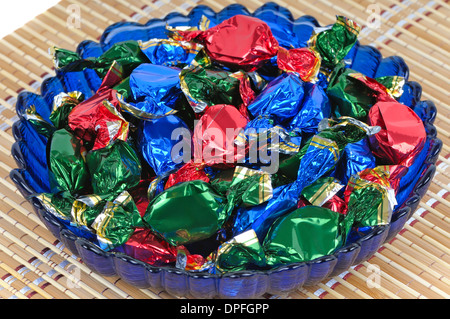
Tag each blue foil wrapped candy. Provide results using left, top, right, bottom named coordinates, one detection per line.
left=247, top=72, right=305, bottom=122
left=128, top=63, right=182, bottom=116
left=138, top=38, right=203, bottom=67
left=333, top=137, right=376, bottom=185
left=138, top=115, right=191, bottom=177
left=289, top=82, right=331, bottom=136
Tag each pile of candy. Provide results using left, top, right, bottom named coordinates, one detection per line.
left=27, top=14, right=427, bottom=274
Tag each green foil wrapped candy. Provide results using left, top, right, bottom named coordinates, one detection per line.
left=344, top=173, right=396, bottom=228
left=263, top=206, right=348, bottom=266
left=91, top=191, right=144, bottom=251
left=213, top=229, right=266, bottom=273
left=49, top=91, right=85, bottom=130
left=309, top=16, right=360, bottom=70
left=52, top=40, right=149, bottom=78
left=327, top=64, right=398, bottom=121
left=86, top=140, right=141, bottom=197
left=48, top=128, right=90, bottom=195
left=143, top=180, right=231, bottom=246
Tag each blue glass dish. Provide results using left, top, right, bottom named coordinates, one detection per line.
left=10, top=2, right=442, bottom=298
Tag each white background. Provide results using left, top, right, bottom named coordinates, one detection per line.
left=0, top=0, right=61, bottom=39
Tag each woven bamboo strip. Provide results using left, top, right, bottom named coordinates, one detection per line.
left=92, top=0, right=141, bottom=21
left=0, top=225, right=107, bottom=299
left=362, top=260, right=428, bottom=298
left=375, top=250, right=450, bottom=298
left=395, top=232, right=450, bottom=270
left=318, top=0, right=449, bottom=72
left=404, top=223, right=450, bottom=255
left=295, top=0, right=450, bottom=100
left=419, top=203, right=450, bottom=223
left=355, top=0, right=450, bottom=57
left=0, top=250, right=70, bottom=299
left=0, top=239, right=80, bottom=299
left=346, top=265, right=405, bottom=298
left=412, top=213, right=450, bottom=239
left=393, top=0, right=450, bottom=34
left=0, top=202, right=139, bottom=299
left=0, top=277, right=28, bottom=299
left=383, top=242, right=450, bottom=285
left=0, top=262, right=53, bottom=299
left=329, top=275, right=375, bottom=299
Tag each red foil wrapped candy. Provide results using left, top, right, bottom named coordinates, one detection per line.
left=368, top=101, right=427, bottom=167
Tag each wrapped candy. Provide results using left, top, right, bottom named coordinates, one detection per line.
left=168, top=15, right=279, bottom=71
left=368, top=101, right=427, bottom=167
left=263, top=206, right=349, bottom=265
left=47, top=128, right=89, bottom=196
left=277, top=47, right=321, bottom=82
left=288, top=81, right=331, bottom=136
left=49, top=91, right=85, bottom=130
left=333, top=137, right=376, bottom=185
left=138, top=38, right=203, bottom=67
left=193, top=104, right=248, bottom=167
left=138, top=114, right=191, bottom=176
left=177, top=229, right=266, bottom=273
left=169, top=14, right=321, bottom=79
left=143, top=180, right=231, bottom=246
left=247, top=73, right=304, bottom=121
left=179, top=50, right=256, bottom=114
left=52, top=40, right=149, bottom=78
left=116, top=227, right=181, bottom=266
left=67, top=70, right=131, bottom=151
left=309, top=16, right=361, bottom=71
left=327, top=64, right=398, bottom=121
left=128, top=63, right=182, bottom=116
left=85, top=140, right=142, bottom=196
left=343, top=172, right=396, bottom=229
left=164, top=161, right=210, bottom=190
left=235, top=73, right=306, bottom=158
left=301, top=176, right=345, bottom=210
left=91, top=191, right=144, bottom=251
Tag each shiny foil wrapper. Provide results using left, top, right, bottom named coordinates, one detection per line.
left=50, top=91, right=85, bottom=130
left=179, top=50, right=256, bottom=114
left=327, top=65, right=397, bottom=121
left=343, top=172, right=397, bottom=229
left=309, top=16, right=360, bottom=70
left=176, top=229, right=266, bottom=274
left=247, top=73, right=304, bottom=121
left=86, top=140, right=142, bottom=196
left=334, top=137, right=376, bottom=185
left=138, top=38, right=203, bottom=67
left=263, top=206, right=347, bottom=266
left=169, top=15, right=279, bottom=71
left=138, top=114, right=191, bottom=176
left=143, top=180, right=231, bottom=246
left=118, top=227, right=181, bottom=266
left=52, top=40, right=149, bottom=78
left=67, top=68, right=131, bottom=151
left=368, top=101, right=427, bottom=167
left=47, top=128, right=89, bottom=195
left=128, top=63, right=182, bottom=116
left=277, top=47, right=321, bottom=82
left=164, top=161, right=210, bottom=190
left=91, top=191, right=144, bottom=251
left=193, top=104, right=248, bottom=167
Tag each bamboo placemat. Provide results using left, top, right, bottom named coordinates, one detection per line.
left=0, top=0, right=448, bottom=300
